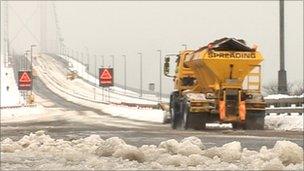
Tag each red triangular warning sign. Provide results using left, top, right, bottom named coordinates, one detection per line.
left=19, top=72, right=31, bottom=83
left=100, top=69, right=112, bottom=80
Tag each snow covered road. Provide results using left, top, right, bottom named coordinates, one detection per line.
left=1, top=53, right=303, bottom=170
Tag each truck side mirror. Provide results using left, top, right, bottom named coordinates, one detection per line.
left=164, top=57, right=171, bottom=77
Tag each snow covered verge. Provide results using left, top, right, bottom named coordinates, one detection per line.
left=58, top=54, right=169, bottom=103
left=1, top=131, right=303, bottom=170
left=0, top=55, right=25, bottom=107
left=1, top=105, right=46, bottom=123
left=265, top=114, right=303, bottom=131
left=264, top=93, right=303, bottom=131
left=36, top=54, right=165, bottom=123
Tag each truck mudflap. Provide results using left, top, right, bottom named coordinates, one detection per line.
left=239, top=101, right=246, bottom=121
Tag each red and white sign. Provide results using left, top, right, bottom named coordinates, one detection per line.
left=18, top=71, right=32, bottom=90
left=99, top=68, right=114, bottom=87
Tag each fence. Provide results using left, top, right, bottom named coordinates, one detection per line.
left=265, top=97, right=304, bottom=115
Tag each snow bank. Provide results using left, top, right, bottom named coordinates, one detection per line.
left=265, top=114, right=303, bottom=131
left=1, top=131, right=303, bottom=170
left=0, top=55, right=24, bottom=107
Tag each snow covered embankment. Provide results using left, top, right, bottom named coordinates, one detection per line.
left=1, top=131, right=303, bottom=170
left=0, top=57, right=24, bottom=107
left=265, top=114, right=303, bottom=131
left=36, top=54, right=165, bottom=123
left=1, top=55, right=45, bottom=122
left=264, top=94, right=304, bottom=131
left=58, top=54, right=169, bottom=103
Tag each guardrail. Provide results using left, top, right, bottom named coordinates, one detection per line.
left=265, top=97, right=303, bottom=107
left=265, top=97, right=303, bottom=115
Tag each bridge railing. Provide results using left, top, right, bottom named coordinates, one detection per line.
left=265, top=97, right=304, bottom=115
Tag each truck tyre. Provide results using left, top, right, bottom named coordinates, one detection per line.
left=170, top=92, right=182, bottom=129
left=232, top=123, right=244, bottom=129
left=181, top=101, right=207, bottom=130
left=244, top=110, right=265, bottom=130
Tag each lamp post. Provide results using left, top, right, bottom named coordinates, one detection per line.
left=30, top=45, right=36, bottom=96
left=110, top=55, right=115, bottom=87
left=23, top=51, right=26, bottom=70
left=94, top=55, right=97, bottom=83
left=157, top=50, right=162, bottom=101
left=123, top=55, right=127, bottom=94
left=25, top=50, right=30, bottom=70
left=30, top=45, right=36, bottom=72
left=101, top=55, right=104, bottom=67
left=94, top=55, right=97, bottom=100
left=182, top=44, right=187, bottom=50
left=138, top=52, right=143, bottom=97
left=110, top=55, right=114, bottom=68
left=278, top=0, right=287, bottom=94
left=71, top=49, right=74, bottom=59
left=76, top=51, right=79, bottom=62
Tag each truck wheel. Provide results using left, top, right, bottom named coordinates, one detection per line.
left=181, top=103, right=190, bottom=130
left=244, top=111, right=265, bottom=130
left=171, top=103, right=182, bottom=129
left=170, top=92, right=182, bottom=129
left=232, top=123, right=238, bottom=129
left=232, top=123, right=244, bottom=129
left=181, top=102, right=207, bottom=130
left=194, top=113, right=207, bottom=130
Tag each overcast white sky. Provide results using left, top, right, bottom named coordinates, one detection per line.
left=1, top=1, right=303, bottom=94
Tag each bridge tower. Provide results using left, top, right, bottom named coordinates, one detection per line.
left=40, top=1, right=47, bottom=53
left=2, top=1, right=10, bottom=67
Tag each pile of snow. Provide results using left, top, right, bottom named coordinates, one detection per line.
left=0, top=55, right=25, bottom=106
left=264, top=93, right=303, bottom=131
left=1, top=131, right=303, bottom=170
left=265, top=113, right=303, bottom=131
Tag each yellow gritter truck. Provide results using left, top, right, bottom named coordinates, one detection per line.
left=163, top=38, right=266, bottom=130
